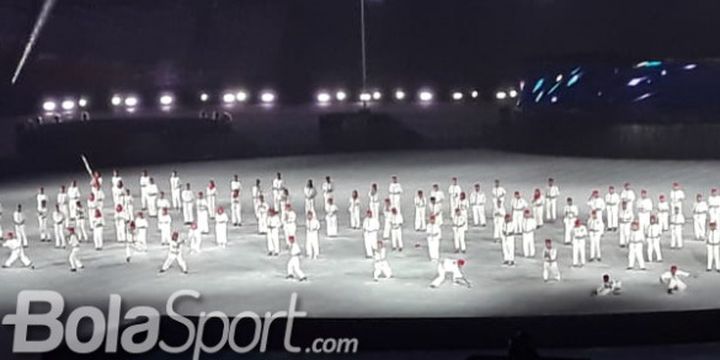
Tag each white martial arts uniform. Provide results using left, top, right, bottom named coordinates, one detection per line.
left=521, top=216, right=537, bottom=258
left=161, top=239, right=188, bottom=273
left=13, top=210, right=27, bottom=247
left=429, top=201, right=443, bottom=227
left=0, top=203, right=3, bottom=240
left=587, top=197, right=605, bottom=221
left=660, top=269, right=690, bottom=293
left=426, top=222, right=442, bottom=261
left=306, top=218, right=321, bottom=259
left=286, top=241, right=306, bottom=280
left=389, top=212, right=404, bottom=250
left=53, top=210, right=66, bottom=248
left=272, top=178, right=283, bottom=210
left=158, top=212, right=172, bottom=245
left=206, top=185, right=217, bottom=219
left=502, top=220, right=516, bottom=264
left=37, top=203, right=48, bottom=242
left=595, top=280, right=622, bottom=296
left=252, top=185, right=262, bottom=218
left=414, top=195, right=427, bottom=231
left=231, top=192, right=242, bottom=226
left=670, top=189, right=685, bottom=215
left=646, top=222, right=663, bottom=262
left=215, top=212, right=229, bottom=248
left=532, top=195, right=544, bottom=227
left=68, top=233, right=83, bottom=271
left=139, top=175, right=150, bottom=210
left=256, top=201, right=269, bottom=234
left=146, top=183, right=159, bottom=217
left=3, top=237, right=33, bottom=268
left=114, top=209, right=127, bottom=243
left=68, top=185, right=80, bottom=220
left=618, top=207, right=634, bottom=247
left=628, top=227, right=646, bottom=270
left=57, top=191, right=69, bottom=226
left=563, top=204, right=579, bottom=244
left=304, top=185, right=317, bottom=216
left=545, top=185, right=560, bottom=221
left=452, top=212, right=468, bottom=253
left=362, top=216, right=380, bottom=258
left=670, top=211, right=685, bottom=249
left=91, top=213, right=104, bottom=250
left=348, top=197, right=361, bottom=229
left=283, top=209, right=297, bottom=246
left=493, top=203, right=506, bottom=241
left=620, top=189, right=636, bottom=212
left=605, top=191, right=620, bottom=230
left=448, top=183, right=461, bottom=214
left=75, top=207, right=88, bottom=242
left=325, top=203, right=338, bottom=237
left=373, top=246, right=392, bottom=280
left=170, top=174, right=182, bottom=209
left=430, top=259, right=470, bottom=288
left=196, top=198, right=210, bottom=234
left=543, top=247, right=561, bottom=281
left=709, top=195, right=720, bottom=224
left=572, top=225, right=587, bottom=266
left=707, top=227, right=720, bottom=271
left=657, top=200, right=670, bottom=232
left=636, top=197, right=653, bottom=232
left=156, top=197, right=170, bottom=217
left=188, top=227, right=202, bottom=253
left=181, top=190, right=194, bottom=224
left=112, top=185, right=124, bottom=210
left=588, top=217, right=604, bottom=261
left=266, top=212, right=281, bottom=255
left=510, top=197, right=528, bottom=228
left=389, top=182, right=403, bottom=211
left=322, top=181, right=334, bottom=213
left=431, top=189, right=445, bottom=215
left=693, top=200, right=708, bottom=240
left=469, top=190, right=487, bottom=227
left=368, top=190, right=380, bottom=217
left=135, top=216, right=148, bottom=251
left=492, top=186, right=506, bottom=208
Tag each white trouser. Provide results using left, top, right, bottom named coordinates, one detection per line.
left=216, top=225, right=227, bottom=247
left=671, top=225, right=684, bottom=248
left=493, top=217, right=503, bottom=239
left=606, top=206, right=618, bottom=229
left=658, top=213, right=669, bottom=231
left=502, top=235, right=515, bottom=262
left=638, top=213, right=650, bottom=233
left=69, top=248, right=83, bottom=270
left=147, top=196, right=158, bottom=217
left=182, top=202, right=194, bottom=224
left=267, top=229, right=280, bottom=254
left=427, top=237, right=440, bottom=261
left=453, top=228, right=466, bottom=252
left=191, top=235, right=202, bottom=253
left=522, top=232, right=535, bottom=257
left=546, top=198, right=557, bottom=221
left=258, top=215, right=267, bottom=234
left=415, top=208, right=426, bottom=230
left=619, top=223, right=631, bottom=246
left=160, top=226, right=171, bottom=245
left=390, top=194, right=401, bottom=211
left=667, top=278, right=686, bottom=291
left=198, top=211, right=209, bottom=234
left=370, top=203, right=379, bottom=218
left=589, top=232, right=602, bottom=260
left=136, top=229, right=147, bottom=251
left=284, top=224, right=297, bottom=246
left=287, top=256, right=305, bottom=279
left=391, top=228, right=403, bottom=249
left=373, top=261, right=392, bottom=280
left=326, top=216, right=337, bottom=237
left=350, top=209, right=361, bottom=229
left=694, top=215, right=707, bottom=240
left=171, top=190, right=181, bottom=209
left=382, top=218, right=391, bottom=239
left=572, top=239, right=586, bottom=266
left=5, top=249, right=32, bottom=267
left=231, top=203, right=242, bottom=225
left=76, top=219, right=88, bottom=241
left=628, top=243, right=645, bottom=269
left=305, top=199, right=315, bottom=217
left=39, top=216, right=48, bottom=240
left=533, top=206, right=543, bottom=227
left=207, top=197, right=216, bottom=219
left=708, top=244, right=720, bottom=270
left=69, top=200, right=78, bottom=219
left=472, top=205, right=486, bottom=226
left=54, top=224, right=66, bottom=247
left=647, top=237, right=662, bottom=262
left=14, top=225, right=27, bottom=247
left=710, top=208, right=720, bottom=224
left=162, top=254, right=187, bottom=272
left=363, top=235, right=376, bottom=258
left=512, top=211, right=523, bottom=228
left=564, top=218, right=575, bottom=244
left=543, top=261, right=561, bottom=281
left=93, top=228, right=103, bottom=249
left=431, top=267, right=462, bottom=288
left=115, top=220, right=126, bottom=242
left=307, top=236, right=319, bottom=259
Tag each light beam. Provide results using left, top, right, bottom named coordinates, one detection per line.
left=11, top=0, right=57, bottom=85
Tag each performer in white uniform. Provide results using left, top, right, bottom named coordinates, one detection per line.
left=139, top=170, right=150, bottom=210
left=67, top=180, right=81, bottom=220
left=74, top=202, right=88, bottom=242
left=542, top=239, right=561, bottom=282
left=693, top=193, right=709, bottom=241
left=520, top=209, right=537, bottom=258
left=286, top=236, right=307, bottom=281
left=282, top=204, right=298, bottom=248
left=306, top=211, right=321, bottom=259
left=430, top=258, right=471, bottom=288
left=618, top=201, right=634, bottom=248
left=372, top=240, right=392, bottom=281
left=53, top=204, right=66, bottom=248
left=156, top=192, right=170, bottom=218
left=181, top=183, right=195, bottom=225
left=304, top=179, right=317, bottom=217
left=231, top=189, right=242, bottom=227
left=13, top=205, right=27, bottom=248
left=325, top=198, right=338, bottom=237
left=492, top=179, right=506, bottom=208
left=206, top=180, right=218, bottom=220
left=389, top=207, right=404, bottom=251
left=67, top=227, right=83, bottom=272
left=170, top=171, right=182, bottom=210
left=348, top=191, right=361, bottom=229
left=670, top=182, right=685, bottom=215
left=707, top=222, right=720, bottom=272
left=572, top=219, right=588, bottom=267
left=266, top=208, right=281, bottom=256
left=134, top=211, right=148, bottom=251
left=57, top=185, right=69, bottom=226
left=114, top=204, right=128, bottom=243
left=657, top=194, right=670, bottom=232
left=670, top=206, right=685, bottom=249
left=388, top=176, right=403, bottom=212
left=660, top=265, right=691, bottom=294
left=636, top=190, right=653, bottom=232
left=493, top=199, right=506, bottom=242
left=501, top=214, right=516, bottom=266
left=368, top=183, right=380, bottom=217
left=620, top=182, right=636, bottom=211
left=158, top=207, right=172, bottom=246
left=593, top=274, right=622, bottom=296
left=587, top=210, right=604, bottom=262
left=605, top=186, right=620, bottom=232
left=414, top=190, right=428, bottom=231
left=452, top=208, right=468, bottom=254
left=426, top=215, right=442, bottom=262
left=627, top=221, right=646, bottom=270
left=563, top=197, right=578, bottom=245
left=272, top=173, right=284, bottom=211
left=91, top=208, right=104, bottom=250
left=188, top=223, right=202, bottom=254
left=708, top=188, right=720, bottom=224
left=545, top=178, right=559, bottom=222
left=587, top=190, right=605, bottom=221
left=215, top=207, right=229, bottom=248
left=531, top=188, right=544, bottom=228
left=322, top=176, right=334, bottom=214
left=252, top=179, right=263, bottom=219
left=256, top=195, right=269, bottom=234
left=510, top=191, right=528, bottom=228
left=362, top=210, right=380, bottom=258
left=159, top=232, right=188, bottom=274
left=448, top=177, right=461, bottom=215
left=37, top=196, right=49, bottom=242
left=470, top=183, right=487, bottom=227
left=382, top=198, right=392, bottom=239
left=646, top=215, right=663, bottom=263
left=430, top=184, right=445, bottom=216
left=196, top=192, right=210, bottom=234
left=2, top=232, right=34, bottom=269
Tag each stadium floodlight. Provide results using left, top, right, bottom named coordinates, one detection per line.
left=78, top=98, right=88, bottom=108
left=61, top=99, right=76, bottom=111
left=159, top=94, right=174, bottom=106
left=372, top=91, right=382, bottom=100
left=495, top=91, right=507, bottom=100
left=317, top=92, right=331, bottom=104
left=335, top=91, right=347, bottom=101
left=471, top=90, right=479, bottom=99
left=200, top=93, right=209, bottom=102
left=359, top=92, right=372, bottom=102
left=452, top=92, right=463, bottom=101
left=395, top=90, right=406, bottom=100
left=124, top=96, right=139, bottom=107
left=42, top=100, right=56, bottom=112
left=419, top=90, right=434, bottom=102
left=260, top=91, right=275, bottom=103
left=222, top=93, right=236, bottom=104
left=111, top=95, right=122, bottom=106
left=236, top=91, right=249, bottom=102
left=509, top=90, right=518, bottom=98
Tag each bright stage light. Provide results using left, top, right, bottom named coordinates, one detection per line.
left=471, top=90, right=479, bottom=99
left=372, top=91, right=382, bottom=100
left=359, top=92, right=372, bottom=102
left=124, top=96, right=138, bottom=107
left=452, top=92, right=463, bottom=101
left=236, top=91, right=248, bottom=102
left=159, top=94, right=174, bottom=106
left=419, top=90, right=434, bottom=102
left=61, top=99, right=76, bottom=111
left=111, top=95, right=122, bottom=106
left=336, top=91, right=347, bottom=101
left=78, top=98, right=88, bottom=108
left=222, top=93, right=236, bottom=104
left=495, top=91, right=507, bottom=100
left=42, top=100, right=56, bottom=112
left=260, top=92, right=275, bottom=103
left=200, top=93, right=209, bottom=102
left=509, top=90, right=518, bottom=98
left=555, top=74, right=563, bottom=82
left=395, top=90, right=406, bottom=100
left=317, top=92, right=331, bottom=104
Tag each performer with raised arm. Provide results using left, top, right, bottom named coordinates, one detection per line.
left=159, top=232, right=188, bottom=274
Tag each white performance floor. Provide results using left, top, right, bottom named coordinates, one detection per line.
left=0, top=149, right=719, bottom=318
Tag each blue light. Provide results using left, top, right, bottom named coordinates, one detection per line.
left=634, top=60, right=663, bottom=68
left=567, top=73, right=581, bottom=87
left=570, top=67, right=582, bottom=76
left=532, top=78, right=545, bottom=93
left=534, top=90, right=544, bottom=103
left=548, top=82, right=561, bottom=95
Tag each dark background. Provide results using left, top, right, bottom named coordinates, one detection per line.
left=2, top=0, right=720, bottom=114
